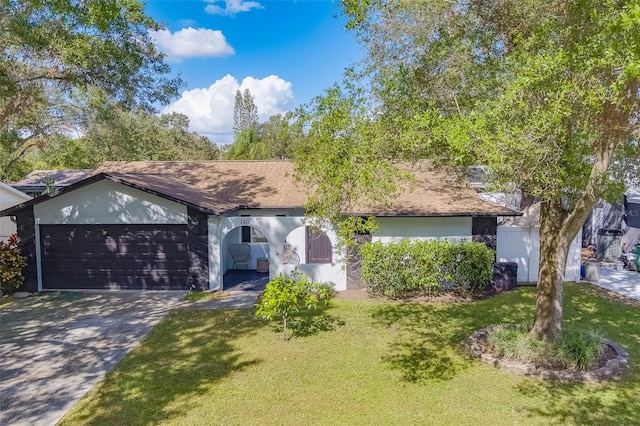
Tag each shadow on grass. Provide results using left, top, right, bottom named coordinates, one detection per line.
left=269, top=304, right=345, bottom=339
left=514, top=377, right=640, bottom=425
left=59, top=309, right=265, bottom=425
left=290, top=312, right=345, bottom=338
left=511, top=283, right=640, bottom=425
left=369, top=288, right=538, bottom=383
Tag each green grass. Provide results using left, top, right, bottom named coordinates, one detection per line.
left=59, top=283, right=640, bottom=425
left=183, top=291, right=230, bottom=302
left=487, top=323, right=606, bottom=370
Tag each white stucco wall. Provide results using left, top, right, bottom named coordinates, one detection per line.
left=285, top=226, right=306, bottom=262
left=0, top=184, right=31, bottom=241
left=208, top=215, right=479, bottom=292
left=373, top=217, right=473, bottom=243
left=33, top=180, right=187, bottom=224
left=209, top=216, right=346, bottom=291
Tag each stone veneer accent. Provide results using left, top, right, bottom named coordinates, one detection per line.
left=466, top=326, right=630, bottom=383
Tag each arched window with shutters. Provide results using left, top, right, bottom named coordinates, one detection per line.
left=306, top=226, right=332, bottom=264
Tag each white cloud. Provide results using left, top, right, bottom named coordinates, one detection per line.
left=177, top=19, right=198, bottom=27
left=163, top=74, right=294, bottom=143
left=205, top=0, right=263, bottom=16
left=150, top=27, right=234, bottom=62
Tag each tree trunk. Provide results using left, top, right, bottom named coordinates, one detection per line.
left=531, top=200, right=570, bottom=341
left=530, top=112, right=623, bottom=340
left=283, top=315, right=288, bottom=341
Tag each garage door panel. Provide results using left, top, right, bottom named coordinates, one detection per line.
left=41, top=242, right=188, bottom=255
left=43, top=253, right=188, bottom=269
left=43, top=259, right=189, bottom=271
left=43, top=275, right=188, bottom=290
left=40, top=224, right=190, bottom=290
left=43, top=269, right=188, bottom=278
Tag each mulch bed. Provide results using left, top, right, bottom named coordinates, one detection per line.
left=466, top=327, right=630, bottom=383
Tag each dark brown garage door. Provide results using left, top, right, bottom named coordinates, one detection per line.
left=40, top=224, right=190, bottom=290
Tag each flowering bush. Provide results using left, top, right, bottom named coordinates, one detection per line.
left=0, top=234, right=27, bottom=295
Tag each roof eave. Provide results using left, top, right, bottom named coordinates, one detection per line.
left=103, top=174, right=219, bottom=216
left=0, top=174, right=106, bottom=216
left=0, top=182, right=32, bottom=201
left=0, top=173, right=220, bottom=217
left=343, top=211, right=523, bottom=217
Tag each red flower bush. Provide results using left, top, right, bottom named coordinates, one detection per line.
left=0, top=234, right=27, bottom=295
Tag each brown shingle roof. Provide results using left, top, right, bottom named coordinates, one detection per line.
left=94, top=161, right=306, bottom=215
left=349, top=162, right=518, bottom=217
left=12, top=169, right=93, bottom=186
left=92, top=160, right=518, bottom=217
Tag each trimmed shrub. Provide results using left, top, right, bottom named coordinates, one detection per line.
left=359, top=239, right=494, bottom=298
left=255, top=269, right=334, bottom=340
left=0, top=234, right=27, bottom=296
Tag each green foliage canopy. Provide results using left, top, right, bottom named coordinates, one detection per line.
left=0, top=0, right=182, bottom=178
left=294, top=0, right=640, bottom=339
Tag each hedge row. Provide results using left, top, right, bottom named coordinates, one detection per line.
left=359, top=239, right=494, bottom=298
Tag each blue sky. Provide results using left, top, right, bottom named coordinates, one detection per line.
left=144, top=0, right=361, bottom=143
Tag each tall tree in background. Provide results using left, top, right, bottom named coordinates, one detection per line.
left=232, top=89, right=259, bottom=138
left=226, top=109, right=303, bottom=160
left=0, top=0, right=182, bottom=179
left=19, top=108, right=221, bottom=170
left=295, top=0, right=640, bottom=340
left=224, top=127, right=267, bottom=160
left=260, top=112, right=304, bottom=159
left=75, top=108, right=221, bottom=165
left=227, top=88, right=265, bottom=159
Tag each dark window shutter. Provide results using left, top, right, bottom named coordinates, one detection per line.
left=241, top=226, right=251, bottom=243
left=306, top=227, right=332, bottom=264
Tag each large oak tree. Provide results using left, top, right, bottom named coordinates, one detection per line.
left=295, top=0, right=640, bottom=340
left=0, top=0, right=182, bottom=179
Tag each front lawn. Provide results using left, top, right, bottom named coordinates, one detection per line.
left=60, top=283, right=640, bottom=425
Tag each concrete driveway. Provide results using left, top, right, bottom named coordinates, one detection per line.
left=591, top=268, right=640, bottom=301
left=0, top=291, right=187, bottom=426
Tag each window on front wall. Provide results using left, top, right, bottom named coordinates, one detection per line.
left=306, top=226, right=332, bottom=264
left=241, top=226, right=268, bottom=243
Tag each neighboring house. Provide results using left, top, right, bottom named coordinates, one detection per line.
left=0, top=183, right=31, bottom=242
left=11, top=169, right=93, bottom=198
left=626, top=187, right=640, bottom=229
left=0, top=161, right=519, bottom=293
left=496, top=203, right=582, bottom=283
left=464, top=165, right=522, bottom=212
left=582, top=186, right=640, bottom=255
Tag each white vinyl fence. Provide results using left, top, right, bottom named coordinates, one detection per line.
left=497, top=226, right=582, bottom=283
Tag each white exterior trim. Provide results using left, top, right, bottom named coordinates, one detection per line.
left=0, top=182, right=32, bottom=201
left=0, top=183, right=31, bottom=242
